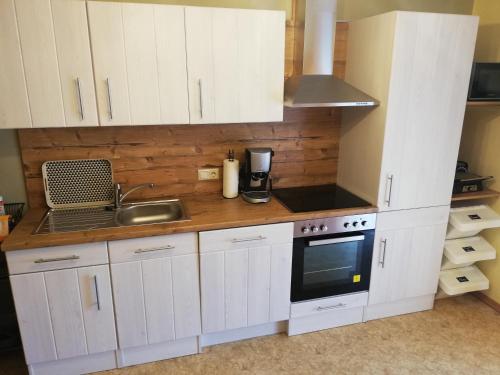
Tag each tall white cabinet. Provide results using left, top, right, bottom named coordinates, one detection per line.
left=338, top=12, right=479, bottom=319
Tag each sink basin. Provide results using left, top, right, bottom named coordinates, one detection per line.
left=116, top=200, right=188, bottom=226
left=34, top=199, right=190, bottom=234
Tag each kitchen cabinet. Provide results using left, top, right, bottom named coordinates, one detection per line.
left=10, top=265, right=116, bottom=365
left=0, top=0, right=98, bottom=128
left=0, top=0, right=31, bottom=129
left=87, top=2, right=189, bottom=126
left=199, top=223, right=293, bottom=333
left=108, top=233, right=201, bottom=350
left=365, top=206, right=449, bottom=320
left=338, top=11, right=479, bottom=211
left=185, top=7, right=285, bottom=124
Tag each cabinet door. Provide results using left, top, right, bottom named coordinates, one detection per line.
left=185, top=7, right=216, bottom=124
left=200, top=240, right=292, bottom=334
left=10, top=273, right=56, bottom=364
left=369, top=207, right=448, bottom=306
left=378, top=13, right=478, bottom=211
left=51, top=0, right=98, bottom=127
left=10, top=266, right=116, bottom=365
left=15, top=0, right=65, bottom=127
left=154, top=5, right=190, bottom=124
left=0, top=0, right=31, bottom=129
left=111, top=255, right=201, bottom=349
left=87, top=1, right=131, bottom=126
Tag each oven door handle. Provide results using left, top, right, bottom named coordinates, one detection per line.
left=308, top=235, right=365, bottom=247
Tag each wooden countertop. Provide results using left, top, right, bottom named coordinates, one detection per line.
left=1, top=194, right=377, bottom=252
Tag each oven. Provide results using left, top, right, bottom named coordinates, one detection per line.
left=291, top=214, right=376, bottom=302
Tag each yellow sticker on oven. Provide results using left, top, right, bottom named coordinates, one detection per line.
left=353, top=275, right=361, bottom=283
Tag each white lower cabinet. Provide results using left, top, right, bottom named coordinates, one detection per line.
left=108, top=233, right=201, bottom=367
left=365, top=206, right=449, bottom=321
left=8, top=244, right=117, bottom=375
left=199, top=223, right=293, bottom=334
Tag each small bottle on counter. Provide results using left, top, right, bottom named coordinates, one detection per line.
left=0, top=196, right=5, bottom=215
left=223, top=150, right=239, bottom=199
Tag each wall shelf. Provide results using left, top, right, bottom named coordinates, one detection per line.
left=451, top=188, right=500, bottom=202
left=467, top=101, right=500, bottom=107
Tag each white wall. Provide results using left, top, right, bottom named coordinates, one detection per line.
left=0, top=130, right=27, bottom=204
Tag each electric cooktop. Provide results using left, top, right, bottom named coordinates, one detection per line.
left=272, top=184, right=371, bottom=213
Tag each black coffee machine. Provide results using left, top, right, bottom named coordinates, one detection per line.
left=240, top=148, right=274, bottom=203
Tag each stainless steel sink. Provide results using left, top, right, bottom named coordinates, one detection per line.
left=116, top=200, right=188, bottom=226
left=34, top=199, right=190, bottom=234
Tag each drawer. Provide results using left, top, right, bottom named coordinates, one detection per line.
left=108, top=233, right=197, bottom=263
left=6, top=242, right=108, bottom=275
left=290, top=292, right=368, bottom=319
left=199, top=222, right=293, bottom=253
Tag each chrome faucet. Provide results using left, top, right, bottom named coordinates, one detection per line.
left=114, top=183, right=155, bottom=209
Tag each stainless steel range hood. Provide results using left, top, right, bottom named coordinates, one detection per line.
left=284, top=0, right=379, bottom=108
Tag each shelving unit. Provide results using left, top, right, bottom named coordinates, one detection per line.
left=467, top=101, right=500, bottom=107
left=451, top=188, right=500, bottom=202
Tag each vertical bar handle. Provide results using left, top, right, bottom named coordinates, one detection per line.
left=379, top=238, right=387, bottom=268
left=198, top=79, right=203, bottom=119
left=93, top=275, right=101, bottom=311
left=106, top=78, right=113, bottom=120
left=76, top=78, right=84, bottom=120
left=385, top=174, right=394, bottom=207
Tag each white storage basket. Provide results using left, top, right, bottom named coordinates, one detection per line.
left=446, top=205, right=500, bottom=239
left=441, top=236, right=497, bottom=270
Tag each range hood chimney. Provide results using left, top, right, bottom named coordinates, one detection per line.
left=284, top=0, right=379, bottom=108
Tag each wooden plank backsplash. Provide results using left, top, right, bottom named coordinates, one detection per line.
left=19, top=108, right=341, bottom=208
left=19, top=20, right=348, bottom=208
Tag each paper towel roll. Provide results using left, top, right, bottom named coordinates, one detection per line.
left=223, top=159, right=239, bottom=198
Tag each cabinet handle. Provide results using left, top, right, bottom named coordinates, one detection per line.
left=134, top=245, right=175, bottom=254
left=93, top=275, right=101, bottom=311
left=198, top=79, right=203, bottom=119
left=385, top=174, right=394, bottom=207
left=106, top=78, right=113, bottom=120
left=379, top=238, right=387, bottom=268
left=316, top=303, right=346, bottom=311
left=34, top=255, right=80, bottom=264
left=231, top=235, right=267, bottom=243
left=76, top=77, right=85, bottom=120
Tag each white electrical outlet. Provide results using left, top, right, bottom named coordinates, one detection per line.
left=198, top=168, right=220, bottom=181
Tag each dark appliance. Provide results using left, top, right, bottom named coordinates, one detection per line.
left=291, top=213, right=376, bottom=302
left=453, top=161, right=493, bottom=194
left=240, top=148, right=274, bottom=204
left=468, top=62, right=500, bottom=101
left=272, top=184, right=372, bottom=213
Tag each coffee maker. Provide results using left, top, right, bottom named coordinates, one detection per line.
left=240, top=148, right=274, bottom=203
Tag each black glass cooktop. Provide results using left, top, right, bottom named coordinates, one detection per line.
left=272, top=184, right=371, bottom=213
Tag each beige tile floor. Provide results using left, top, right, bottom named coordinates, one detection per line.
left=2, top=295, right=499, bottom=375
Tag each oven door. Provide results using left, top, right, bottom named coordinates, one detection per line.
left=291, top=230, right=374, bottom=302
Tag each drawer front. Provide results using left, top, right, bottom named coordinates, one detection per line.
left=290, top=292, right=368, bottom=319
left=6, top=242, right=108, bottom=275
left=108, top=233, right=197, bottom=263
left=199, top=222, right=293, bottom=253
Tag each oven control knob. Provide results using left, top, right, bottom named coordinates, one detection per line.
left=311, top=226, right=319, bottom=233
left=301, top=226, right=310, bottom=234
left=361, top=220, right=367, bottom=226
left=344, top=222, right=350, bottom=228
left=352, top=221, right=359, bottom=227
left=320, top=225, right=328, bottom=232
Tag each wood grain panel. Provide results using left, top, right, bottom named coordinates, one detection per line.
left=19, top=20, right=348, bottom=208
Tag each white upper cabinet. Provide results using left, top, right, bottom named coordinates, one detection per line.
left=87, top=2, right=189, bottom=126
left=14, top=0, right=66, bottom=128
left=185, top=6, right=285, bottom=124
left=51, top=0, right=98, bottom=127
left=0, top=0, right=98, bottom=128
left=338, top=12, right=479, bottom=211
left=0, top=0, right=31, bottom=129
